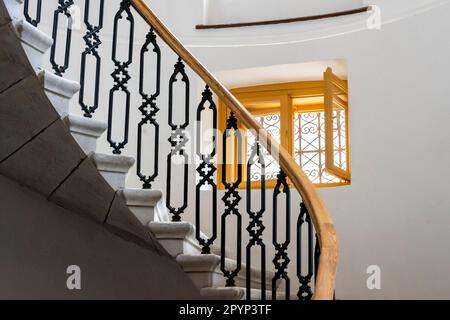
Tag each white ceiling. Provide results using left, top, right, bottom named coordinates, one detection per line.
left=214, top=59, right=347, bottom=89
left=205, top=0, right=365, bottom=25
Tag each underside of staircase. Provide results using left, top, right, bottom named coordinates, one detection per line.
left=0, top=0, right=278, bottom=300
left=0, top=0, right=203, bottom=300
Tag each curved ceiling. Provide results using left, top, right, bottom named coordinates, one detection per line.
left=203, top=0, right=365, bottom=25
left=215, top=60, right=347, bottom=89
left=183, top=0, right=449, bottom=48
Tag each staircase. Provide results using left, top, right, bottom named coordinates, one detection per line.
left=3, top=0, right=338, bottom=300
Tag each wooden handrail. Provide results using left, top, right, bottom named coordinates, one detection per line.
left=131, top=0, right=338, bottom=300
left=196, top=6, right=371, bottom=30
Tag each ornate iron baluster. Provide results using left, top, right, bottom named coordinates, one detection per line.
left=107, top=0, right=134, bottom=154
left=246, top=142, right=266, bottom=300
left=196, top=85, right=217, bottom=253
left=137, top=28, right=161, bottom=188
left=166, top=58, right=190, bottom=222
left=221, top=112, right=242, bottom=287
left=272, top=170, right=291, bottom=300
left=79, top=0, right=104, bottom=118
left=297, top=202, right=314, bottom=300
left=50, top=0, right=74, bottom=76
left=24, top=0, right=42, bottom=27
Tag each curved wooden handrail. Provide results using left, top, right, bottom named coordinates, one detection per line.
left=131, top=0, right=338, bottom=300
left=196, top=6, right=371, bottom=30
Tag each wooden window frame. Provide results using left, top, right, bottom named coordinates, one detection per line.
left=324, top=67, right=351, bottom=181
left=218, top=73, right=350, bottom=189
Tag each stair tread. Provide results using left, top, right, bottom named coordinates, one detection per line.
left=91, top=153, right=135, bottom=173
left=148, top=221, right=233, bottom=257
left=149, top=221, right=194, bottom=239
left=176, top=253, right=274, bottom=284
left=200, top=287, right=291, bottom=300
left=12, top=19, right=52, bottom=53
left=151, top=221, right=275, bottom=291
left=64, top=114, right=107, bottom=137
left=37, top=69, right=80, bottom=98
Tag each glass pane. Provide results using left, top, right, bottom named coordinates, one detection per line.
left=247, top=114, right=281, bottom=181
left=332, top=108, right=347, bottom=171
left=294, top=111, right=347, bottom=185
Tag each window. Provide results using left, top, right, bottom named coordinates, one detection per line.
left=218, top=67, right=350, bottom=188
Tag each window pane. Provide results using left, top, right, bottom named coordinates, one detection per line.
left=294, top=111, right=347, bottom=185
left=247, top=114, right=281, bottom=181
left=333, top=108, right=347, bottom=171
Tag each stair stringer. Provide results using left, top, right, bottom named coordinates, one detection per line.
left=0, top=0, right=202, bottom=299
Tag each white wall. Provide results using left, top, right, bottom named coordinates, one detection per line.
left=179, top=0, right=450, bottom=299
left=35, top=0, right=450, bottom=299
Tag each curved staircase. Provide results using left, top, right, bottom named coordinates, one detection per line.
left=2, top=0, right=338, bottom=300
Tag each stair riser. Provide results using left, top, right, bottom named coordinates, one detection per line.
left=45, top=91, right=71, bottom=117
left=38, top=71, right=79, bottom=116
left=70, top=131, right=99, bottom=154
left=200, top=287, right=274, bottom=301
left=97, top=171, right=128, bottom=191
left=5, top=1, right=51, bottom=71
left=63, top=116, right=107, bottom=155
left=91, top=154, right=135, bottom=190
left=12, top=20, right=52, bottom=71
left=156, top=238, right=201, bottom=257
left=184, top=270, right=270, bottom=291
left=127, top=205, right=155, bottom=227
left=120, top=189, right=167, bottom=226
left=4, top=0, right=23, bottom=21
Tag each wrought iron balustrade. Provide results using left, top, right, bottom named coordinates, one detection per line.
left=21, top=0, right=337, bottom=300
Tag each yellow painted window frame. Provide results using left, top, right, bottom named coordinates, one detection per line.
left=324, top=67, right=351, bottom=182
left=218, top=71, right=350, bottom=189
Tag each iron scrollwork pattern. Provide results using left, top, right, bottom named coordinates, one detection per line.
left=272, top=170, right=291, bottom=300
left=196, top=86, right=217, bottom=254
left=166, top=58, right=190, bottom=222
left=24, top=0, right=42, bottom=27
left=221, top=112, right=242, bottom=287
left=294, top=111, right=345, bottom=184
left=137, top=28, right=161, bottom=189
left=107, top=0, right=134, bottom=154
left=297, top=202, right=314, bottom=300
left=246, top=142, right=266, bottom=300
left=50, top=0, right=74, bottom=76
left=79, top=0, right=105, bottom=117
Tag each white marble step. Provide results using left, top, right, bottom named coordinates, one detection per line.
left=119, top=189, right=166, bottom=226
left=4, top=0, right=23, bottom=20
left=176, top=254, right=275, bottom=291
left=37, top=70, right=107, bottom=154
left=90, top=153, right=135, bottom=190
left=63, top=115, right=107, bottom=154
left=200, top=287, right=268, bottom=300
left=149, top=221, right=230, bottom=257
left=37, top=69, right=79, bottom=117
left=200, top=287, right=291, bottom=300
left=5, top=0, right=52, bottom=70
left=12, top=19, right=52, bottom=70
left=149, top=221, right=276, bottom=292
left=149, top=221, right=200, bottom=257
